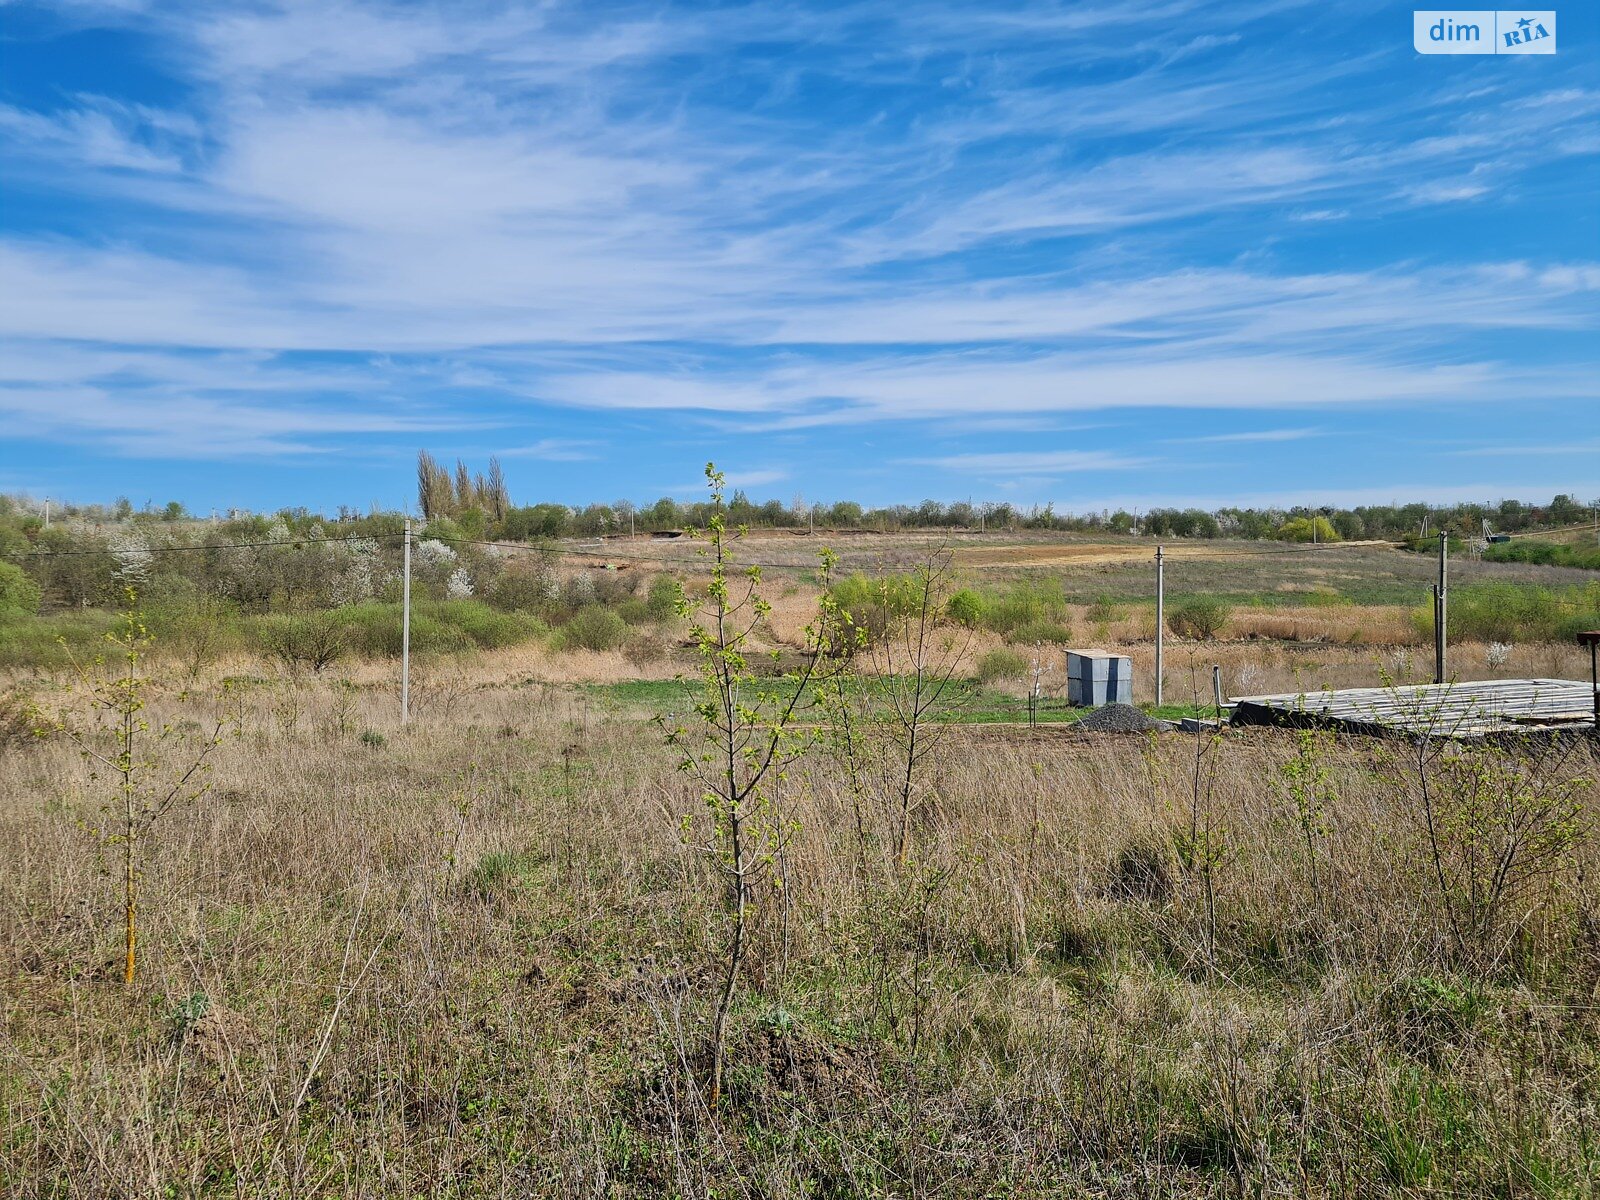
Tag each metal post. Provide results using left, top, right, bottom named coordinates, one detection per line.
left=401, top=516, right=412, bottom=724
left=1212, top=664, right=1223, bottom=720
left=1434, top=530, right=1448, bottom=684
left=1154, top=544, right=1165, bottom=707
left=1579, top=632, right=1600, bottom=730
left=1592, top=638, right=1599, bottom=731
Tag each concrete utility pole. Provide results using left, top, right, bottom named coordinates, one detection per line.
left=42, top=499, right=50, bottom=529
left=1433, top=529, right=1449, bottom=685
left=401, top=516, right=412, bottom=724
left=1154, top=544, right=1165, bottom=707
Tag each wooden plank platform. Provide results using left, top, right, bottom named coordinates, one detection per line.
left=1228, top=678, right=1595, bottom=739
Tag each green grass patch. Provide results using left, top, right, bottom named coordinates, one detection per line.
left=1484, top=539, right=1600, bottom=571
left=1412, top=581, right=1600, bottom=643
left=0, top=600, right=550, bottom=670
left=0, top=609, right=119, bottom=668
left=581, top=676, right=1209, bottom=725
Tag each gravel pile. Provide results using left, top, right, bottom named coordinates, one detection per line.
left=1073, top=703, right=1175, bottom=733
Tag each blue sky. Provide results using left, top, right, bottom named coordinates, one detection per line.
left=1, top=1, right=1596, bottom=515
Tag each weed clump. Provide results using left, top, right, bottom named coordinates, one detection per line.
left=1087, top=594, right=1120, bottom=624
left=0, top=687, right=39, bottom=752
left=1006, top=618, right=1073, bottom=646
left=1167, top=595, right=1232, bottom=639
left=976, top=648, right=1027, bottom=683
left=559, top=605, right=630, bottom=651
left=1109, top=838, right=1174, bottom=902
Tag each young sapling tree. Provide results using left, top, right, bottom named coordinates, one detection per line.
left=660, top=463, right=827, bottom=1110
left=41, top=602, right=233, bottom=987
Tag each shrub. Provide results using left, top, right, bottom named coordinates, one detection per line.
left=828, top=572, right=924, bottom=645
left=484, top=563, right=554, bottom=612
left=1167, top=596, right=1232, bottom=640
left=1483, top=540, right=1600, bottom=571
left=984, top=579, right=1068, bottom=636
left=258, top=612, right=348, bottom=672
left=614, top=598, right=652, bottom=624
left=1006, top=618, right=1073, bottom=646
left=327, top=604, right=407, bottom=656
left=625, top=634, right=670, bottom=666
left=646, top=574, right=683, bottom=621
left=0, top=562, right=41, bottom=619
left=946, top=588, right=987, bottom=628
left=152, top=600, right=246, bottom=679
left=1276, top=516, right=1341, bottom=543
left=1400, top=532, right=1466, bottom=554
left=1087, top=594, right=1119, bottom=624
left=440, top=600, right=544, bottom=649
left=586, top=570, right=640, bottom=609
left=976, top=647, right=1027, bottom=683
left=315, top=601, right=543, bottom=657
left=1411, top=581, right=1600, bottom=644
left=559, top=605, right=629, bottom=652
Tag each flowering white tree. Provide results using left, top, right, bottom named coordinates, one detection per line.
left=330, top=538, right=381, bottom=605
left=414, top=539, right=456, bottom=572
left=108, top=531, right=153, bottom=588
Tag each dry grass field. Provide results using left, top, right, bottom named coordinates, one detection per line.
left=3, top=646, right=1599, bottom=1197
left=3, top=528, right=1599, bottom=1197
left=573, top=532, right=1600, bottom=609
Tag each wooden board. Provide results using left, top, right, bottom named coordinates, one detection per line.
left=1229, top=678, right=1595, bottom=738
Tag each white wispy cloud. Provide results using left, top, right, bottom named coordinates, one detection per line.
left=1074, top=482, right=1600, bottom=511
left=0, top=0, right=1593, bottom=469
left=1171, top=428, right=1323, bottom=444
left=662, top=467, right=789, bottom=495
left=536, top=350, right=1521, bottom=425
left=1449, top=441, right=1600, bottom=457
left=498, top=439, right=601, bottom=461
left=0, top=101, right=189, bottom=172
left=906, top=450, right=1150, bottom=474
